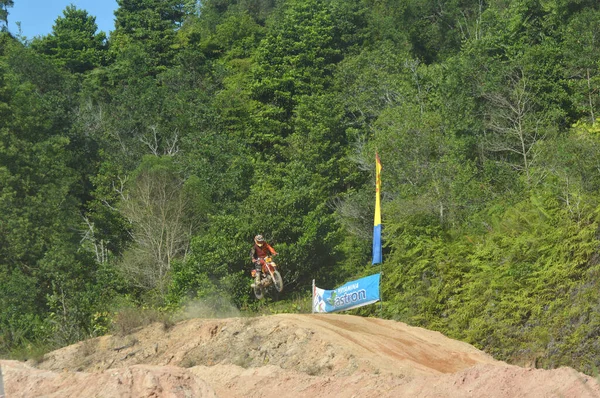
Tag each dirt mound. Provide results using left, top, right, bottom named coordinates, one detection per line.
left=2, top=314, right=599, bottom=397
left=2, top=360, right=216, bottom=397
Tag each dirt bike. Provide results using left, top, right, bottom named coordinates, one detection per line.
left=251, top=256, right=283, bottom=300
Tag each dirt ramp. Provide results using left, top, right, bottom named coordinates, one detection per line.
left=34, top=313, right=497, bottom=377
left=5, top=313, right=600, bottom=397
left=2, top=360, right=216, bottom=398
left=189, top=363, right=600, bottom=398
left=5, top=360, right=600, bottom=398
left=278, top=313, right=499, bottom=374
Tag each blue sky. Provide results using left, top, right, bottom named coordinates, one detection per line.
left=8, top=0, right=118, bottom=39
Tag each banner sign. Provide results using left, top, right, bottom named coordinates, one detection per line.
left=313, top=273, right=381, bottom=313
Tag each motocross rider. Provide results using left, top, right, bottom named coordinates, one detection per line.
left=250, top=234, right=278, bottom=286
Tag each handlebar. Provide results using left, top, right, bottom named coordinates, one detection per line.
left=254, top=254, right=277, bottom=262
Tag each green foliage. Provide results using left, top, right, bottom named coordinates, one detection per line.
left=250, top=0, right=342, bottom=143
left=378, top=168, right=600, bottom=372
left=0, top=0, right=13, bottom=30
left=563, top=8, right=600, bottom=123
left=115, top=156, right=207, bottom=300
left=30, top=5, right=108, bottom=73
left=112, top=0, right=187, bottom=69
left=167, top=212, right=251, bottom=306
left=0, top=40, right=119, bottom=354
left=0, top=268, right=47, bottom=352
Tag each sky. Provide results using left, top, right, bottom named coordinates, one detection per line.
left=7, top=0, right=118, bottom=39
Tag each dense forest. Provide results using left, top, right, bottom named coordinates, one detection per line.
left=2, top=0, right=600, bottom=374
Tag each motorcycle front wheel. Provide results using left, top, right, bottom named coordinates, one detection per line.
left=272, top=270, right=283, bottom=293
left=253, top=275, right=265, bottom=299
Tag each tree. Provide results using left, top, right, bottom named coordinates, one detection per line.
left=250, top=0, right=341, bottom=144
left=480, top=61, right=564, bottom=185
left=0, top=41, right=111, bottom=348
left=0, top=0, right=13, bottom=31
left=361, top=0, right=486, bottom=63
left=111, top=0, right=187, bottom=69
left=31, top=5, right=107, bottom=74
left=563, top=9, right=600, bottom=124
left=117, top=156, right=205, bottom=298
left=334, top=43, right=413, bottom=130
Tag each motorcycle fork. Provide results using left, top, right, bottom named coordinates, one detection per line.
left=261, top=263, right=274, bottom=285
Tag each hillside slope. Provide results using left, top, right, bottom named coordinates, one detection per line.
left=3, top=314, right=599, bottom=397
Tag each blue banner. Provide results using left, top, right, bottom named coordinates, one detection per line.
left=313, top=273, right=381, bottom=313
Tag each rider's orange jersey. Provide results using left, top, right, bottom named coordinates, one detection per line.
left=250, top=242, right=277, bottom=260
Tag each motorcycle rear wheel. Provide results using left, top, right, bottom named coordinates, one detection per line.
left=272, top=270, right=283, bottom=293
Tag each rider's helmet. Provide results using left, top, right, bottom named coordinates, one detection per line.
left=254, top=234, right=264, bottom=246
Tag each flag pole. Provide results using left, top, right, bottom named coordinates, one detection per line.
left=312, top=279, right=315, bottom=314
left=0, top=363, right=5, bottom=398
left=373, top=152, right=383, bottom=317
left=372, top=152, right=382, bottom=265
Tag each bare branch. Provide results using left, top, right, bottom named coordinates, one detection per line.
left=116, top=167, right=199, bottom=295
left=164, top=128, right=180, bottom=156
left=140, top=126, right=160, bottom=156
left=140, top=126, right=180, bottom=157
left=482, top=68, right=546, bottom=182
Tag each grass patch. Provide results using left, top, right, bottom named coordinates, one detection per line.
left=233, top=352, right=253, bottom=368
left=80, top=338, right=98, bottom=357
left=180, top=356, right=197, bottom=368
left=8, top=342, right=54, bottom=365
left=305, top=364, right=323, bottom=376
